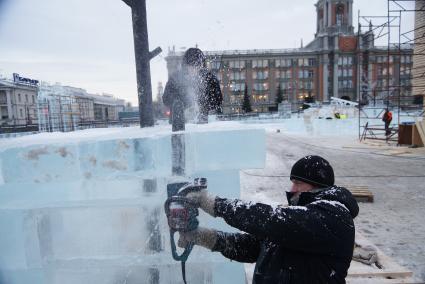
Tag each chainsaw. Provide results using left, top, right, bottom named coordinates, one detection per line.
left=164, top=178, right=207, bottom=284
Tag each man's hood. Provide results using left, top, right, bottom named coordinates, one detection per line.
left=286, top=186, right=359, bottom=218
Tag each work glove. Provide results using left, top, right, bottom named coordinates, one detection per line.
left=352, top=242, right=382, bottom=268
left=185, top=189, right=217, bottom=217
left=178, top=227, right=218, bottom=250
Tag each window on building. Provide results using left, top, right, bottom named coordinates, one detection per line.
left=299, top=70, right=304, bottom=79
left=308, top=58, right=316, bottom=66
left=252, top=59, right=268, bottom=68
left=32, top=95, right=35, bottom=104
left=230, top=72, right=245, bottom=80
left=281, top=81, right=294, bottom=91
left=304, top=81, right=314, bottom=90
left=253, top=94, right=269, bottom=103
left=253, top=71, right=268, bottom=80
left=275, top=59, right=292, bottom=68
left=336, top=4, right=345, bottom=26
left=0, top=91, right=6, bottom=104
left=208, top=60, right=221, bottom=70
left=253, top=83, right=269, bottom=91
left=298, top=81, right=304, bottom=89
left=229, top=60, right=246, bottom=69
left=401, top=66, right=411, bottom=75
left=25, top=94, right=28, bottom=103
left=18, top=94, right=21, bottom=103
left=298, top=58, right=308, bottom=67
left=275, top=59, right=281, bottom=68
left=308, top=70, right=314, bottom=78
left=286, top=70, right=292, bottom=79
left=19, top=108, right=23, bottom=118
left=0, top=106, right=8, bottom=119
left=338, top=68, right=342, bottom=77
left=230, top=82, right=246, bottom=92
left=286, top=59, right=293, bottom=67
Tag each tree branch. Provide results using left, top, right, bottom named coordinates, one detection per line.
left=121, top=0, right=133, bottom=7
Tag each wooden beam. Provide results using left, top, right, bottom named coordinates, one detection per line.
left=415, top=120, right=425, bottom=146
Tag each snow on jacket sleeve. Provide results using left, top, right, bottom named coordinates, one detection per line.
left=214, top=197, right=354, bottom=256
left=212, top=231, right=261, bottom=263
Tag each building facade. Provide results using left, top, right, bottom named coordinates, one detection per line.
left=412, top=0, right=425, bottom=114
left=38, top=83, right=126, bottom=132
left=0, top=74, right=39, bottom=126
left=165, top=0, right=414, bottom=114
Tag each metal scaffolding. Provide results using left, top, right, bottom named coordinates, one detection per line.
left=37, top=94, right=81, bottom=132
left=358, top=0, right=425, bottom=142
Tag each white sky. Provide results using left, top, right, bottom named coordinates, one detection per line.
left=0, top=0, right=415, bottom=105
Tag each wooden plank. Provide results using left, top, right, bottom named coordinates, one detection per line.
left=415, top=120, right=425, bottom=145
left=342, top=185, right=374, bottom=202
left=347, top=277, right=423, bottom=284
left=413, top=123, right=425, bottom=147
left=412, top=126, right=424, bottom=147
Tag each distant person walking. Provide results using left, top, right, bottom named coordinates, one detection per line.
left=162, top=47, right=223, bottom=126
left=382, top=109, right=393, bottom=136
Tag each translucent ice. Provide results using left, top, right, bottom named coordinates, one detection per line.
left=0, top=124, right=265, bottom=284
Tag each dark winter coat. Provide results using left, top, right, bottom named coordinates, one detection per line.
left=162, top=69, right=223, bottom=116
left=212, top=186, right=359, bottom=284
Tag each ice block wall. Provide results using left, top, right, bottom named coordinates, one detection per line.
left=0, top=124, right=265, bottom=284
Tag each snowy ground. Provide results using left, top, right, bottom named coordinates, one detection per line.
left=239, top=118, right=425, bottom=282
left=1, top=115, right=424, bottom=282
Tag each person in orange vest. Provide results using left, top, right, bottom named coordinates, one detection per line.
left=382, top=108, right=393, bottom=136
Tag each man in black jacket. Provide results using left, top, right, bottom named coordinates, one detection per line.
left=162, top=47, right=222, bottom=124
left=179, top=155, right=359, bottom=283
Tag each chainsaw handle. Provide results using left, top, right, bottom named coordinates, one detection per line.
left=178, top=184, right=207, bottom=197
left=170, top=230, right=194, bottom=262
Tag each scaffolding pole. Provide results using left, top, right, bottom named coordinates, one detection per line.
left=357, top=0, right=425, bottom=143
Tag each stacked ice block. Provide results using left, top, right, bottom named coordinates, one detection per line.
left=0, top=124, right=265, bottom=284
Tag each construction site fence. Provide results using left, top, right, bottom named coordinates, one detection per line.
left=0, top=124, right=39, bottom=134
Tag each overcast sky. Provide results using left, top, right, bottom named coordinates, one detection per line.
left=0, top=0, right=415, bottom=105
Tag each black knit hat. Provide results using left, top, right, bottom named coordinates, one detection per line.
left=290, top=155, right=335, bottom=188
left=183, top=48, right=206, bottom=68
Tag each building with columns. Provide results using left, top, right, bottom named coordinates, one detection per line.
left=165, top=0, right=414, bottom=114
left=0, top=74, right=39, bottom=126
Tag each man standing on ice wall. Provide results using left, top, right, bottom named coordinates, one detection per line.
left=162, top=47, right=223, bottom=124
left=179, top=155, right=359, bottom=283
